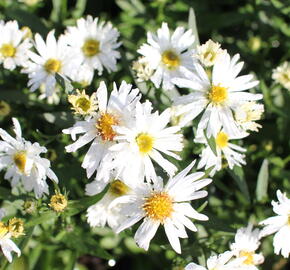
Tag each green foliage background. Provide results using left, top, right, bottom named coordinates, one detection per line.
left=0, top=0, right=289, bottom=269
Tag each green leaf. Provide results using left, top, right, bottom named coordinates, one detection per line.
left=256, top=159, right=269, bottom=202
left=228, top=166, right=250, bottom=201
left=188, top=8, right=200, bottom=48
left=55, top=73, right=74, bottom=93
left=26, top=212, right=57, bottom=228
left=203, top=130, right=217, bottom=156
left=72, top=0, right=87, bottom=18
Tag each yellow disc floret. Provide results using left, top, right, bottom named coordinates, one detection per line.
left=8, top=218, right=24, bottom=238
left=109, top=180, right=130, bottom=197
left=13, top=151, right=27, bottom=173
left=44, top=58, right=61, bottom=73
left=49, top=193, right=68, bottom=212
left=161, top=50, right=180, bottom=70
left=96, top=113, right=118, bottom=141
left=143, top=192, right=173, bottom=223
left=0, top=222, right=8, bottom=239
left=136, top=133, right=154, bottom=154
left=0, top=44, right=16, bottom=58
left=68, top=90, right=98, bottom=115
left=82, top=39, right=100, bottom=57
left=208, top=85, right=228, bottom=104
left=239, top=251, right=254, bottom=265
left=215, top=132, right=229, bottom=148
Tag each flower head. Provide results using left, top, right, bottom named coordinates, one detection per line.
left=49, top=192, right=68, bottom=212
left=137, top=22, right=195, bottom=90
left=272, top=61, right=290, bottom=91
left=0, top=118, right=58, bottom=198
left=259, top=190, right=290, bottom=258
left=115, top=162, right=212, bottom=253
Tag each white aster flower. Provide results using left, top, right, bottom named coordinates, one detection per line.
left=230, top=224, right=264, bottom=269
left=235, top=101, right=264, bottom=132
left=68, top=63, right=94, bottom=87
left=86, top=173, right=133, bottom=230
left=111, top=100, right=183, bottom=183
left=0, top=118, right=58, bottom=198
left=195, top=39, right=227, bottom=67
left=23, top=30, right=77, bottom=98
left=272, top=61, right=290, bottom=91
left=138, top=22, right=195, bottom=90
left=63, top=81, right=140, bottom=183
left=63, top=15, right=121, bottom=75
left=196, top=130, right=246, bottom=176
left=173, top=52, right=262, bottom=137
left=132, top=57, right=154, bottom=82
left=185, top=251, right=243, bottom=270
left=114, top=161, right=212, bottom=253
left=259, top=190, right=290, bottom=258
left=0, top=20, right=32, bottom=70
left=0, top=211, right=21, bottom=263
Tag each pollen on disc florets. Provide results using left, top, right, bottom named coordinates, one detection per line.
left=143, top=192, right=173, bottom=223
left=208, top=85, right=228, bottom=104
left=161, top=50, right=181, bottom=70
left=68, top=90, right=98, bottom=115
left=82, top=39, right=100, bottom=57
left=239, top=251, right=255, bottom=265
left=109, top=180, right=130, bottom=197
left=49, top=193, right=68, bottom=212
left=0, top=43, right=16, bottom=58
left=215, top=132, right=229, bottom=149
left=96, top=113, right=119, bottom=141
left=136, top=133, right=154, bottom=154
left=13, top=151, right=27, bottom=173
left=8, top=218, right=25, bottom=238
left=44, top=58, right=61, bottom=73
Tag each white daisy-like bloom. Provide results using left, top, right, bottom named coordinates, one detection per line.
left=0, top=210, right=21, bottom=263
left=23, top=30, right=77, bottom=98
left=0, top=118, right=58, bottom=198
left=137, top=22, right=195, bottom=90
left=114, top=161, right=212, bottom=253
left=111, top=100, right=183, bottom=183
left=172, top=52, right=262, bottom=137
left=0, top=20, right=32, bottom=70
left=185, top=251, right=244, bottom=270
left=68, top=63, right=94, bottom=87
left=86, top=172, right=133, bottom=230
left=132, top=57, right=154, bottom=82
left=230, top=224, right=264, bottom=269
left=259, top=190, right=290, bottom=258
left=63, top=81, right=140, bottom=185
left=195, top=39, right=227, bottom=67
left=235, top=101, right=264, bottom=132
left=63, top=15, right=121, bottom=75
left=272, top=61, right=290, bottom=91
left=196, top=130, right=246, bottom=176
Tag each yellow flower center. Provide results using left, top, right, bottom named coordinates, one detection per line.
left=96, top=113, right=118, bottom=141
left=49, top=194, right=68, bottom=212
left=8, top=218, right=24, bottom=238
left=44, top=58, right=61, bottom=73
left=109, top=180, right=130, bottom=197
left=288, top=214, right=290, bottom=225
left=204, top=51, right=216, bottom=62
left=215, top=132, right=229, bottom=148
left=143, top=192, right=173, bottom=223
left=161, top=50, right=180, bottom=70
left=0, top=43, right=16, bottom=58
left=82, top=39, right=100, bottom=57
left=0, top=222, right=8, bottom=239
left=239, top=251, right=254, bottom=265
left=208, top=85, right=228, bottom=104
left=13, top=151, right=27, bottom=173
left=75, top=97, right=91, bottom=113
left=136, top=133, right=154, bottom=154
